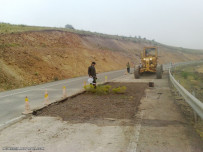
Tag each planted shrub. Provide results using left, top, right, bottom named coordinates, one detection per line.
left=96, top=85, right=112, bottom=95
left=84, top=84, right=111, bottom=95
left=54, top=77, right=59, bottom=81
left=112, top=86, right=127, bottom=94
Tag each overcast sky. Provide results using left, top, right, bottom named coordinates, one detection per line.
left=0, top=0, right=203, bottom=49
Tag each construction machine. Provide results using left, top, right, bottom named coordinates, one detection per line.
left=134, top=47, right=163, bottom=79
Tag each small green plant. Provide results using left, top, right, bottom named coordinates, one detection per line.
left=84, top=84, right=111, bottom=95
left=97, top=85, right=111, bottom=94
left=34, top=72, right=38, bottom=76
left=84, top=84, right=127, bottom=95
left=112, top=86, right=127, bottom=94
left=41, top=43, right=46, bottom=47
left=54, top=77, right=58, bottom=81
left=181, top=71, right=189, bottom=79
left=0, top=43, right=19, bottom=49
left=84, top=84, right=96, bottom=93
left=192, top=73, right=199, bottom=80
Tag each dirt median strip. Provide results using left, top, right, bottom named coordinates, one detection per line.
left=0, top=82, right=149, bottom=152
left=34, top=82, right=148, bottom=124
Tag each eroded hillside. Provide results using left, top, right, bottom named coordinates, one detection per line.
left=0, top=30, right=203, bottom=91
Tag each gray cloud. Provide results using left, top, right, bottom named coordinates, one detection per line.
left=0, top=0, right=203, bottom=49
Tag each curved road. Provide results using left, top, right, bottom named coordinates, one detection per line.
left=0, top=69, right=127, bottom=126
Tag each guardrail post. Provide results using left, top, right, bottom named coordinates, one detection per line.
left=168, top=73, right=173, bottom=89
left=168, top=71, right=170, bottom=85
left=177, top=80, right=181, bottom=96
left=192, top=91, right=198, bottom=123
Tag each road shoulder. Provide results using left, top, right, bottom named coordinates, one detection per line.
left=114, top=73, right=203, bottom=152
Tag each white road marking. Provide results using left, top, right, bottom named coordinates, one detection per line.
left=127, top=111, right=144, bottom=152
left=0, top=77, right=86, bottom=98
left=0, top=70, right=125, bottom=127
left=0, top=115, right=25, bottom=130
left=0, top=70, right=123, bottom=99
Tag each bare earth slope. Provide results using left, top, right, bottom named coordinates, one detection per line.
left=0, top=30, right=203, bottom=91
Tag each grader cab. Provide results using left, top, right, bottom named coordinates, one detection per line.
left=134, top=47, right=163, bottom=79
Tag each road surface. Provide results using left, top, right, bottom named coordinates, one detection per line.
left=0, top=69, right=127, bottom=126
left=0, top=69, right=202, bottom=152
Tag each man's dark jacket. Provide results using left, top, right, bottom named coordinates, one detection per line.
left=88, top=66, right=96, bottom=77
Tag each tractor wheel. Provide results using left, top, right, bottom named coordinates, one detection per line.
left=156, top=65, right=162, bottom=79
left=134, top=66, right=140, bottom=79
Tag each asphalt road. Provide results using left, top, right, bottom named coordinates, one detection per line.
left=0, top=69, right=127, bottom=126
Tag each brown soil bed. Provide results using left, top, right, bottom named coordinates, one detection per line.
left=35, top=82, right=148, bottom=123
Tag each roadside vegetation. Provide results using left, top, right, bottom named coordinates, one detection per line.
left=173, top=64, right=203, bottom=139
left=173, top=64, right=203, bottom=102
left=0, top=23, right=55, bottom=33
left=84, top=84, right=127, bottom=95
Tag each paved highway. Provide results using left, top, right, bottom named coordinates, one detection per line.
left=0, top=69, right=127, bottom=126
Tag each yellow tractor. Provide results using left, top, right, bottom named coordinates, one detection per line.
left=134, top=47, right=163, bottom=79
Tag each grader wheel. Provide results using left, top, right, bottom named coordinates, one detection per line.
left=134, top=66, right=140, bottom=79
left=156, top=65, right=162, bottom=79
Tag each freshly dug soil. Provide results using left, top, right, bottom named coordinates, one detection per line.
left=35, top=82, right=148, bottom=123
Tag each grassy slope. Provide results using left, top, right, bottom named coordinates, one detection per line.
left=174, top=64, right=203, bottom=101
left=173, top=64, right=203, bottom=139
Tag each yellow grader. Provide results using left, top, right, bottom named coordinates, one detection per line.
left=134, top=47, right=163, bottom=79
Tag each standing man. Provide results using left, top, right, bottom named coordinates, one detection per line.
left=139, top=62, right=142, bottom=68
left=126, top=62, right=130, bottom=74
left=88, top=62, right=97, bottom=88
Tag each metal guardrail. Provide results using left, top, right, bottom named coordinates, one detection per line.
left=168, top=61, right=203, bottom=119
